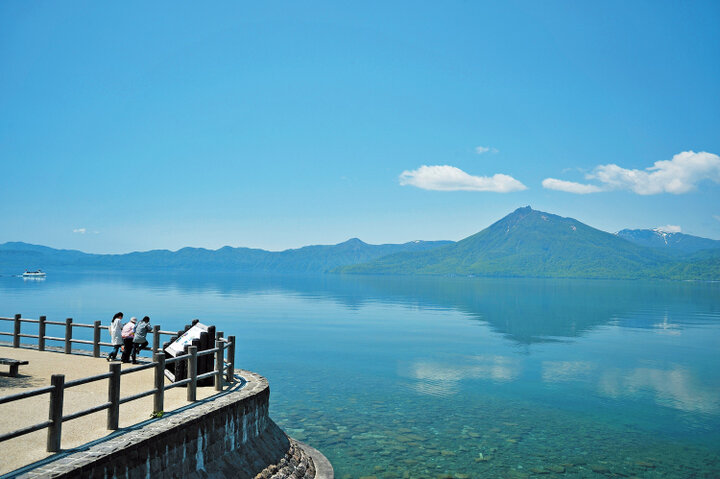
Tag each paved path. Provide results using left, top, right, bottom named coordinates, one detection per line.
left=0, top=346, right=218, bottom=475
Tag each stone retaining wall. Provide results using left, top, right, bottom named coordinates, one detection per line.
left=13, top=370, right=332, bottom=479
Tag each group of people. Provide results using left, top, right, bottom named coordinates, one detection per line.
left=107, top=312, right=152, bottom=364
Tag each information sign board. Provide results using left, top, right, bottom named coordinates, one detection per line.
left=166, top=322, right=209, bottom=356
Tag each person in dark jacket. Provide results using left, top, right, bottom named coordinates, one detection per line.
left=131, top=316, right=152, bottom=364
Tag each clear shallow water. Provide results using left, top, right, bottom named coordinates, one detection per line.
left=1, top=272, right=719, bottom=478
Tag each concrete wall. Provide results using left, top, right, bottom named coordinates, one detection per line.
left=15, top=370, right=332, bottom=479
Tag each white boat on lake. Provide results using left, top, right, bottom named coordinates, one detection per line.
left=22, top=270, right=46, bottom=278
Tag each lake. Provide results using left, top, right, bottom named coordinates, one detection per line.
left=1, top=272, right=719, bottom=478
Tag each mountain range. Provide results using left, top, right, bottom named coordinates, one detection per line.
left=1, top=207, right=719, bottom=280
left=0, top=238, right=452, bottom=274
left=616, top=228, right=720, bottom=254
left=336, top=207, right=720, bottom=280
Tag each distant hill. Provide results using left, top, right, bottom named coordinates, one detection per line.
left=3, top=209, right=719, bottom=280
left=337, top=207, right=720, bottom=280
left=0, top=238, right=453, bottom=274
left=616, top=229, right=720, bottom=255
left=0, top=242, right=92, bottom=272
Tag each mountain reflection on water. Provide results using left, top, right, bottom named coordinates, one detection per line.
left=10, top=270, right=717, bottom=344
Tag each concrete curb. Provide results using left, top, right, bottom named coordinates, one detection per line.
left=294, top=440, right=334, bottom=479
left=5, top=371, right=332, bottom=479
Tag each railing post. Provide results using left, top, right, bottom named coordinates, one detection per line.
left=107, top=362, right=121, bottom=430
left=64, top=318, right=72, bottom=354
left=187, top=346, right=197, bottom=402
left=227, top=335, right=235, bottom=382
left=38, top=315, right=46, bottom=351
left=47, top=374, right=65, bottom=452
left=93, top=320, right=101, bottom=358
left=199, top=331, right=209, bottom=378
left=215, top=331, right=224, bottom=386
left=153, top=352, right=165, bottom=413
left=215, top=339, right=224, bottom=392
left=191, top=338, right=202, bottom=385
left=13, top=314, right=21, bottom=348
left=152, top=325, right=160, bottom=354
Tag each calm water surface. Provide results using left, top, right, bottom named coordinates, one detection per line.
left=1, top=272, right=719, bottom=478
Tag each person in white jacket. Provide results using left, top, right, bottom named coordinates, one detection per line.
left=106, top=312, right=124, bottom=361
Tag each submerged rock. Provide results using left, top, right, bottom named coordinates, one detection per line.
left=530, top=467, right=550, bottom=475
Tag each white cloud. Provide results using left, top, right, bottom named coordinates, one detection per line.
left=542, top=151, right=720, bottom=195
left=541, top=178, right=603, bottom=194
left=655, top=225, right=682, bottom=233
left=599, top=366, right=719, bottom=414
left=404, top=355, right=522, bottom=396
left=542, top=361, right=596, bottom=383
left=399, top=165, right=527, bottom=192
left=713, top=215, right=720, bottom=223
left=475, top=146, right=498, bottom=154
left=73, top=228, right=86, bottom=234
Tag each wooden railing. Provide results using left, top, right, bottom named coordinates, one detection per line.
left=0, top=315, right=236, bottom=452
left=0, top=314, right=177, bottom=358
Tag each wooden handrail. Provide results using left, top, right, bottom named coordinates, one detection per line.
left=0, top=420, right=53, bottom=442
left=0, top=385, right=54, bottom=405
left=42, top=335, right=65, bottom=342
left=120, top=363, right=155, bottom=375
left=196, top=371, right=217, bottom=381
left=165, top=353, right=191, bottom=364
left=63, top=402, right=112, bottom=422
left=0, top=317, right=39, bottom=324
left=119, top=389, right=156, bottom=405
left=71, top=323, right=95, bottom=329
left=65, top=372, right=114, bottom=389
left=4, top=314, right=165, bottom=359
left=0, top=314, right=237, bottom=453
left=163, top=377, right=192, bottom=390
left=196, top=347, right=220, bottom=357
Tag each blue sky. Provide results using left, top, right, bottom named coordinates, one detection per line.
left=1, top=1, right=719, bottom=253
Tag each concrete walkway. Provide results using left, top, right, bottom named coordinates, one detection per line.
left=0, top=346, right=219, bottom=475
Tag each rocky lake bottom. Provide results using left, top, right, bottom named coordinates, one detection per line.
left=272, top=374, right=719, bottom=479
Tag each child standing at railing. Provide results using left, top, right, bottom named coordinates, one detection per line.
left=106, top=312, right=124, bottom=361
